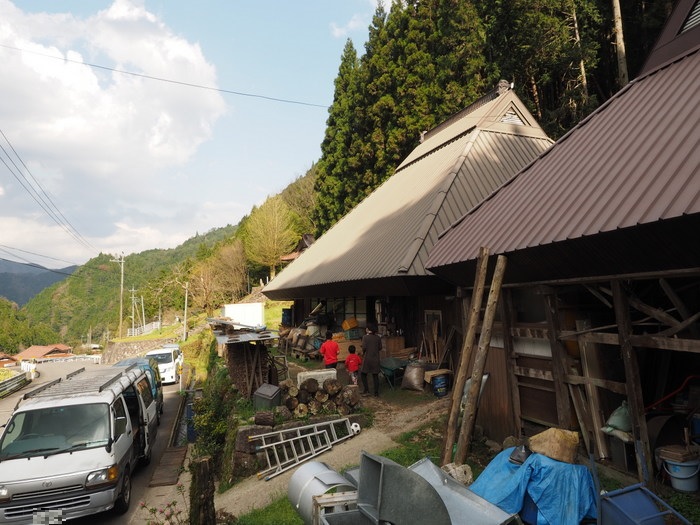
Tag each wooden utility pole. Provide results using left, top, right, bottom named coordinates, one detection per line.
left=454, top=255, right=507, bottom=465
left=441, top=247, right=490, bottom=465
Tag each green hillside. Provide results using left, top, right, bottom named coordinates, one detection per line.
left=22, top=226, right=236, bottom=346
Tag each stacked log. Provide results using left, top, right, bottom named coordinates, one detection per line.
left=278, top=378, right=361, bottom=419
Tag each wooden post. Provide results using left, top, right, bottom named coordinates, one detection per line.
left=578, top=319, right=611, bottom=460
left=611, top=280, right=655, bottom=488
left=500, top=289, right=522, bottom=438
left=189, top=456, right=216, bottom=525
left=441, top=247, right=490, bottom=465
left=544, top=290, right=573, bottom=428
left=454, top=255, right=507, bottom=465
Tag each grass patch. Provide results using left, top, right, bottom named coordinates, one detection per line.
left=382, top=417, right=445, bottom=467
left=234, top=496, right=303, bottom=525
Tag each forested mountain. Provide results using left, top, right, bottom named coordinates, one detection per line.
left=312, top=0, right=672, bottom=233
left=0, top=261, right=77, bottom=306
left=19, top=225, right=236, bottom=348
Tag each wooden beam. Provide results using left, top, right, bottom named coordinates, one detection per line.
left=544, top=292, right=573, bottom=429
left=659, top=278, right=699, bottom=337
left=580, top=331, right=700, bottom=353
left=611, top=280, right=655, bottom=488
left=455, top=254, right=507, bottom=465
left=514, top=366, right=553, bottom=381
left=564, top=373, right=627, bottom=395
left=441, top=247, right=489, bottom=466
left=501, top=289, right=522, bottom=438
left=578, top=319, right=611, bottom=459
left=627, top=296, right=681, bottom=327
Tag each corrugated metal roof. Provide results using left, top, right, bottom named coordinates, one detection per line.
left=263, top=89, right=552, bottom=300
left=426, top=47, right=700, bottom=277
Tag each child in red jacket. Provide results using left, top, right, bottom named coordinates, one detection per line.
left=344, top=345, right=362, bottom=385
left=319, top=330, right=339, bottom=368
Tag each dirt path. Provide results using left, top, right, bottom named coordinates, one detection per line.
left=213, top=395, right=450, bottom=518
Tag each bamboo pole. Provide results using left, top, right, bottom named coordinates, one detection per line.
left=454, top=255, right=507, bottom=465
left=440, top=247, right=490, bottom=465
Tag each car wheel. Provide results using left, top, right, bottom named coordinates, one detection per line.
left=113, top=470, right=131, bottom=514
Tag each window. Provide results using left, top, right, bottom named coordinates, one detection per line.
left=136, top=378, right=154, bottom=406
left=425, top=310, right=443, bottom=337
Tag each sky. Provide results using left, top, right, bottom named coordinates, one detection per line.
left=0, top=0, right=376, bottom=269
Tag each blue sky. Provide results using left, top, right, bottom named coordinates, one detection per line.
left=0, top=0, right=375, bottom=268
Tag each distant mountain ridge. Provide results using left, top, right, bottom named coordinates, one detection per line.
left=0, top=261, right=77, bottom=306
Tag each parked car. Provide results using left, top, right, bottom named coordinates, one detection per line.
left=145, top=346, right=184, bottom=385
left=0, top=366, right=158, bottom=523
left=114, top=357, right=164, bottom=421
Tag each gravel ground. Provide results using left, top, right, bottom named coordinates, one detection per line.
left=214, top=394, right=450, bottom=518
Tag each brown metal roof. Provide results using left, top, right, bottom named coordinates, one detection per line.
left=263, top=87, right=552, bottom=300
left=427, top=45, right=700, bottom=284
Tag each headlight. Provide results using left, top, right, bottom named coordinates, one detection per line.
left=86, top=465, right=119, bottom=488
left=0, top=485, right=9, bottom=503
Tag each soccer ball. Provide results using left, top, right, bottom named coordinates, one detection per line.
left=350, top=422, right=361, bottom=435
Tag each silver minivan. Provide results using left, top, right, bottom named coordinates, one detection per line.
left=0, top=366, right=157, bottom=523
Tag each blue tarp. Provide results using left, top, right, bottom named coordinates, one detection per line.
left=469, top=447, right=597, bottom=525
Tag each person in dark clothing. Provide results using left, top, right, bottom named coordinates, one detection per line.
left=360, top=324, right=382, bottom=396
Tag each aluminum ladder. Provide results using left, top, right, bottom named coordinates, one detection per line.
left=250, top=418, right=355, bottom=480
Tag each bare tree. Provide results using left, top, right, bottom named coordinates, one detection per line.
left=189, top=241, right=247, bottom=316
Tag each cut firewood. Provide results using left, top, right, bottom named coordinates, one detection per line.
left=254, top=411, right=274, bottom=427
left=300, top=378, right=319, bottom=393
left=293, top=403, right=308, bottom=418
left=314, top=390, right=329, bottom=403
left=323, top=378, right=342, bottom=396
left=285, top=396, right=299, bottom=411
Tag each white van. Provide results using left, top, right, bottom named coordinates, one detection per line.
left=0, top=365, right=157, bottom=523
left=146, top=345, right=184, bottom=384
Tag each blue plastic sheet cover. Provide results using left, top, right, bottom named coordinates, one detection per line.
left=469, top=447, right=597, bottom=525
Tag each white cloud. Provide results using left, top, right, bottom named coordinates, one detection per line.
left=0, top=0, right=227, bottom=266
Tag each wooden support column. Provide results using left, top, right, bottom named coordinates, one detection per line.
left=577, top=320, right=611, bottom=460
left=543, top=291, right=573, bottom=428
left=500, top=288, right=522, bottom=438
left=441, top=247, right=489, bottom=465
left=611, top=280, right=655, bottom=488
left=455, top=255, right=507, bottom=465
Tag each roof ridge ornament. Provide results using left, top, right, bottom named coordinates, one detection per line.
left=497, top=79, right=513, bottom=95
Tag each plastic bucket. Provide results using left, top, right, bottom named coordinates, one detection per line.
left=432, top=375, right=448, bottom=398
left=663, top=458, right=700, bottom=492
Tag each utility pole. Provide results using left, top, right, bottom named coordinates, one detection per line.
left=111, top=254, right=125, bottom=338
left=130, top=287, right=137, bottom=336
left=182, top=281, right=189, bottom=342
left=141, top=296, right=146, bottom=333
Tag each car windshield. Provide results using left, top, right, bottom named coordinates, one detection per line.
left=0, top=403, right=110, bottom=460
left=149, top=352, right=173, bottom=364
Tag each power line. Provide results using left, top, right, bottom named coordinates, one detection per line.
left=0, top=129, right=98, bottom=254
left=0, top=43, right=329, bottom=109
left=0, top=243, right=80, bottom=268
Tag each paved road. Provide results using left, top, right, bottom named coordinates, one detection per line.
left=0, top=360, right=184, bottom=524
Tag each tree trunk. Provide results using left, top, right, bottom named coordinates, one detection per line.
left=611, top=0, right=629, bottom=87
left=189, top=456, right=216, bottom=525
left=323, top=378, right=343, bottom=396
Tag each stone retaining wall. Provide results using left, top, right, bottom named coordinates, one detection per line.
left=102, top=338, right=181, bottom=364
